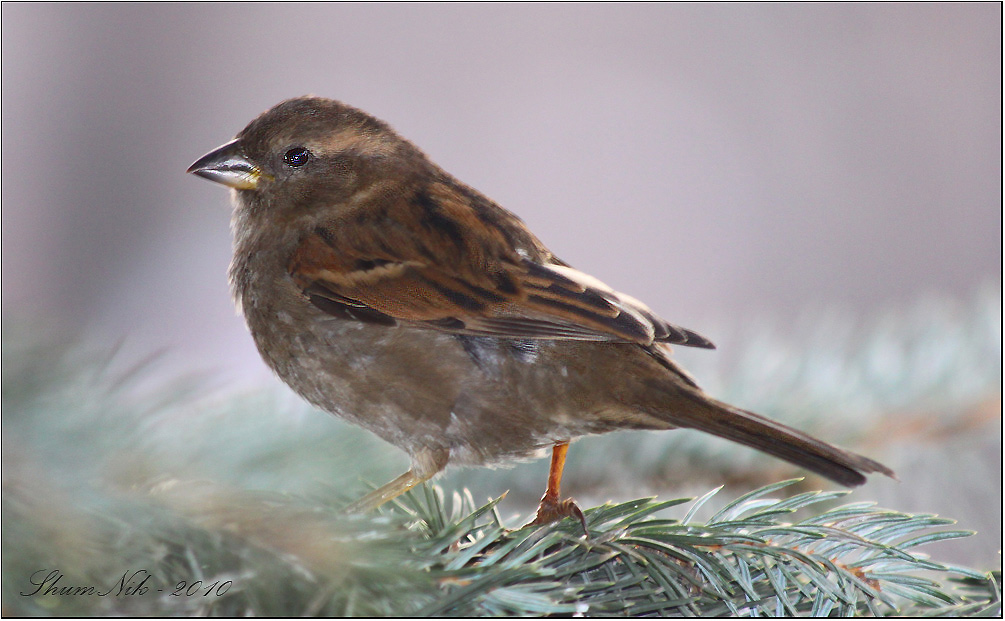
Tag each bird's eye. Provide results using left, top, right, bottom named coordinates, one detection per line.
left=284, top=147, right=311, bottom=168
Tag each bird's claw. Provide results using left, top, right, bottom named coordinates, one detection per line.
left=529, top=496, right=588, bottom=535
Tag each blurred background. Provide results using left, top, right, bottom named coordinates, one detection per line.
left=3, top=3, right=1000, bottom=380
left=3, top=2, right=1001, bottom=594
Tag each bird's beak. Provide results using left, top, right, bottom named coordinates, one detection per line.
left=187, top=139, right=269, bottom=190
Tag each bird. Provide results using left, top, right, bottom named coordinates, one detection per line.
left=188, top=96, right=894, bottom=528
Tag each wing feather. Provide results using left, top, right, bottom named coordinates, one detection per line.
left=287, top=181, right=714, bottom=349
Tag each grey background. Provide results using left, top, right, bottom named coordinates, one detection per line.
left=3, top=3, right=999, bottom=384
left=2, top=3, right=1001, bottom=568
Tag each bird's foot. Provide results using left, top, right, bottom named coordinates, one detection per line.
left=529, top=495, right=588, bottom=535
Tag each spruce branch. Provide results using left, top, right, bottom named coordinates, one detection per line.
left=3, top=288, right=999, bottom=616
left=378, top=481, right=995, bottom=617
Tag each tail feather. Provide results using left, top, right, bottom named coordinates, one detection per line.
left=670, top=391, right=894, bottom=487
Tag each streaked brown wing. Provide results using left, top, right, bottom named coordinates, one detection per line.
left=287, top=182, right=714, bottom=348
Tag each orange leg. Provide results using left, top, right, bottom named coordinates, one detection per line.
left=529, top=441, right=588, bottom=534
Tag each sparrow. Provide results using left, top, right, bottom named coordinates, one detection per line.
left=188, top=96, right=894, bottom=527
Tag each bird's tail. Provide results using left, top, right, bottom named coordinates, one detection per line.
left=661, top=389, right=895, bottom=487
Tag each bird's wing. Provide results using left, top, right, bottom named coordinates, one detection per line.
left=287, top=181, right=714, bottom=348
